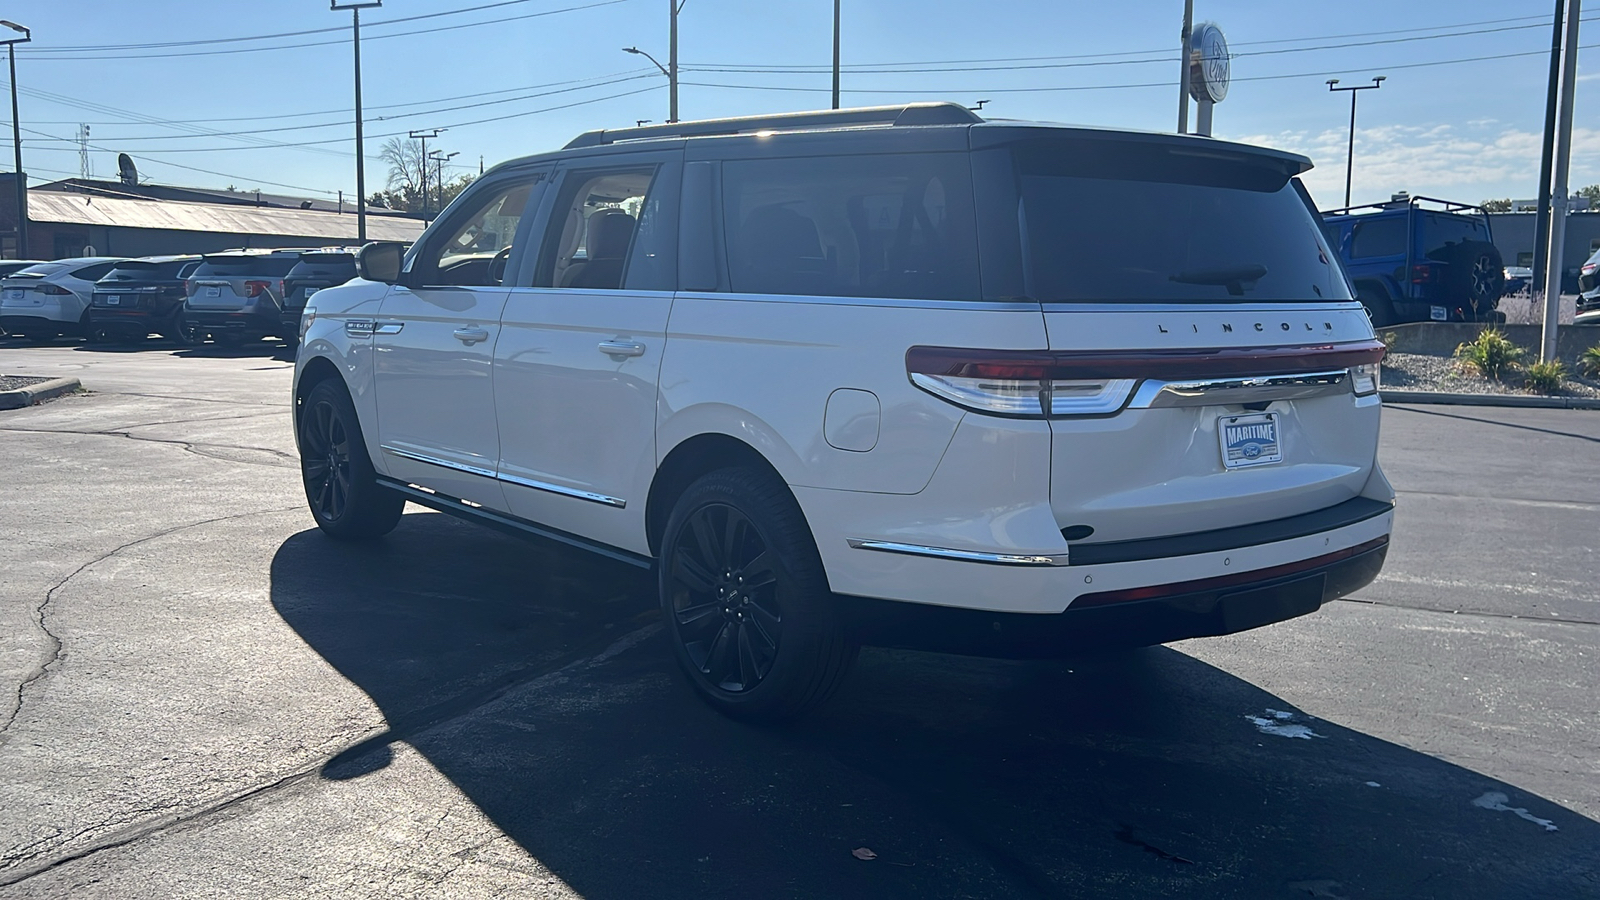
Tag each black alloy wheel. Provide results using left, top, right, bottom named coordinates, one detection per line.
left=669, top=500, right=785, bottom=693
left=167, top=310, right=205, bottom=347
left=298, top=380, right=404, bottom=540
left=660, top=468, right=857, bottom=721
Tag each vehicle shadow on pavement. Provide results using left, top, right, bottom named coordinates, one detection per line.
left=270, top=512, right=1600, bottom=899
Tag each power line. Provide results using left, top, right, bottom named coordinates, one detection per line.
left=15, top=0, right=634, bottom=61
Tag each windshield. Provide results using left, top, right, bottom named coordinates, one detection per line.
left=1013, top=142, right=1349, bottom=303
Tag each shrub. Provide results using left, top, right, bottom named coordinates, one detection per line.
left=1380, top=331, right=1399, bottom=351
left=1453, top=328, right=1524, bottom=381
left=1579, top=345, right=1600, bottom=378
left=1523, top=360, right=1566, bottom=394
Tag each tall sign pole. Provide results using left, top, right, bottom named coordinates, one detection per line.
left=332, top=1, right=382, bottom=243
left=1532, top=0, right=1567, bottom=293
left=668, top=0, right=680, bottom=123
left=1541, top=0, right=1581, bottom=363
left=1176, top=0, right=1193, bottom=133
left=832, top=0, right=842, bottom=110
left=1187, top=22, right=1229, bottom=137
left=1326, top=77, right=1385, bottom=208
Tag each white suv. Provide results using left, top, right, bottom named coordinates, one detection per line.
left=293, top=104, right=1393, bottom=721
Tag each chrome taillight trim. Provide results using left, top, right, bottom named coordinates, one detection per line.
left=1127, top=370, right=1351, bottom=409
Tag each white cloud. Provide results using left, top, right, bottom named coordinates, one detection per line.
left=1227, top=121, right=1600, bottom=206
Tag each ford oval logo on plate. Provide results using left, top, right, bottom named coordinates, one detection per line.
left=1220, top=413, right=1283, bottom=469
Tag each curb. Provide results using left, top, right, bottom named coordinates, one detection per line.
left=1382, top=389, right=1600, bottom=410
left=0, top=376, right=82, bottom=410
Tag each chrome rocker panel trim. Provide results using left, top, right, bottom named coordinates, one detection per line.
left=380, top=444, right=627, bottom=508
left=847, top=538, right=1072, bottom=566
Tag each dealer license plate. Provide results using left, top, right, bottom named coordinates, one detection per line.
left=103, top=295, right=121, bottom=305
left=205, top=286, right=221, bottom=298
left=5, top=289, right=24, bottom=300
left=1430, top=305, right=1448, bottom=321
left=1219, top=413, right=1283, bottom=470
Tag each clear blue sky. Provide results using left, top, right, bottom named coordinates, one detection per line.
left=2, top=0, right=1595, bottom=209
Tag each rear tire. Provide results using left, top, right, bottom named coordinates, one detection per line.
left=165, top=310, right=205, bottom=347
left=1440, top=241, right=1504, bottom=320
left=298, top=379, right=405, bottom=541
left=659, top=467, right=857, bottom=723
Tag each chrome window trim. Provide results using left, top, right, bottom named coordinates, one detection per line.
left=676, top=291, right=1042, bottom=313
left=1127, top=370, right=1351, bottom=409
left=848, top=538, right=1070, bottom=566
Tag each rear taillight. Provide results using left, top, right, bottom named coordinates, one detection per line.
left=1350, top=362, right=1381, bottom=396
left=40, top=284, right=72, bottom=295
left=906, top=348, right=1136, bottom=417
left=1410, top=265, right=1433, bottom=284
left=244, top=280, right=270, bottom=298
left=907, top=342, right=1388, bottom=416
left=184, top=281, right=198, bottom=297
left=277, top=280, right=286, bottom=298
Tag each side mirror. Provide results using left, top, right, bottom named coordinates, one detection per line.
left=356, top=241, right=405, bottom=284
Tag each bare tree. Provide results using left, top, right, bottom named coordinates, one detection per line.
left=378, top=137, right=427, bottom=210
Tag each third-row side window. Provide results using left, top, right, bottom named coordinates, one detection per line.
left=720, top=153, right=981, bottom=302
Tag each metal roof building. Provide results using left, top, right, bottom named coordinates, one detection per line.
left=1, top=173, right=425, bottom=260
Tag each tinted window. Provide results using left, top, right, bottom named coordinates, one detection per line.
left=721, top=153, right=980, bottom=301
left=1349, top=217, right=1408, bottom=258
left=195, top=256, right=298, bottom=278
left=1420, top=213, right=1488, bottom=260
left=1015, top=144, right=1347, bottom=303
left=103, top=260, right=190, bottom=281
left=72, top=262, right=119, bottom=282
left=416, top=176, right=539, bottom=287
left=534, top=167, right=665, bottom=290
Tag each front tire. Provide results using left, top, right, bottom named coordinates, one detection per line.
left=659, top=468, right=857, bottom=722
left=298, top=379, right=404, bottom=540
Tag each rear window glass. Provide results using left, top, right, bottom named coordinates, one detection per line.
left=1014, top=142, right=1347, bottom=303
left=195, top=256, right=298, bottom=278
left=72, top=262, right=119, bottom=282
left=103, top=260, right=190, bottom=281
left=721, top=153, right=980, bottom=301
left=1420, top=213, right=1488, bottom=259
left=1349, top=217, right=1408, bottom=258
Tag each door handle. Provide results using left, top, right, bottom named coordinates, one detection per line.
left=454, top=326, right=490, bottom=346
left=598, top=339, right=646, bottom=358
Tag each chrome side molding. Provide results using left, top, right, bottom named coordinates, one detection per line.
left=1128, top=370, right=1349, bottom=409
left=380, top=445, right=627, bottom=508
left=848, top=538, right=1070, bottom=566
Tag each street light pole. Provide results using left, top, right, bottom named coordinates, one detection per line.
left=1327, top=76, right=1385, bottom=207
left=624, top=46, right=674, bottom=123
left=409, top=128, right=442, bottom=222
left=332, top=1, right=381, bottom=243
left=429, top=150, right=458, bottom=217
left=0, top=20, right=31, bottom=258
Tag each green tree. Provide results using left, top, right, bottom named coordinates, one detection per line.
left=1577, top=184, right=1600, bottom=206
left=1480, top=198, right=1513, bottom=212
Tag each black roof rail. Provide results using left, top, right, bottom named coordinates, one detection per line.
left=563, top=102, right=982, bottom=149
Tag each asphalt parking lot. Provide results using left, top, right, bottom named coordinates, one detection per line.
left=1, top=336, right=1596, bottom=899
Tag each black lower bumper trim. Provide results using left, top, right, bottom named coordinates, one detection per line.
left=837, top=539, right=1388, bottom=659
left=1068, top=496, right=1393, bottom=566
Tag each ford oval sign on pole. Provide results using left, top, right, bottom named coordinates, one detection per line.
left=1188, top=22, right=1229, bottom=136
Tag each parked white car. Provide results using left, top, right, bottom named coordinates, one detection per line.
left=0, top=257, right=125, bottom=342
left=292, top=104, right=1395, bottom=721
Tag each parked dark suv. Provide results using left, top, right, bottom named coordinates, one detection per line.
left=88, top=256, right=203, bottom=345
left=1320, top=195, right=1504, bottom=325
left=183, top=250, right=304, bottom=346
left=281, top=248, right=358, bottom=345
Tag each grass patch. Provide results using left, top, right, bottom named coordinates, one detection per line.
left=1580, top=345, right=1600, bottom=378
left=1453, top=328, right=1525, bottom=381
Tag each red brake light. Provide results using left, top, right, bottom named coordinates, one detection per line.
left=244, top=280, right=270, bottom=298
left=1410, top=265, right=1433, bottom=284
left=40, top=284, right=73, bottom=295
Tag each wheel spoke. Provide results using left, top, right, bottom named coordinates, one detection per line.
left=723, top=508, right=750, bottom=567
left=689, top=510, right=723, bottom=572
left=672, top=548, right=719, bottom=594
left=303, top=458, right=330, bottom=482
left=674, top=598, right=723, bottom=635
left=703, top=622, right=737, bottom=687
left=745, top=601, right=781, bottom=651
left=737, top=624, right=760, bottom=688
left=741, top=549, right=777, bottom=591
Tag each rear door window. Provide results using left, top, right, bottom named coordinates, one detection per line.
left=1349, top=218, right=1408, bottom=258
left=1013, top=142, right=1347, bottom=303
left=720, top=153, right=980, bottom=301
left=1420, top=213, right=1488, bottom=261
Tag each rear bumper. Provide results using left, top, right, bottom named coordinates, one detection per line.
left=839, top=538, right=1388, bottom=658
left=1, top=314, right=73, bottom=334
left=185, top=307, right=283, bottom=336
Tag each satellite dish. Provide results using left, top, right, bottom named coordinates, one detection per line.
left=117, top=153, right=138, bottom=186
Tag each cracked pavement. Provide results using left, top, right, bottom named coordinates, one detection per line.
left=0, top=336, right=1596, bottom=898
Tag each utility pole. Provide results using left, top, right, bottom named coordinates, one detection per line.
left=669, top=0, right=681, bottom=123
left=1541, top=0, right=1581, bottom=363
left=1176, top=0, right=1192, bottom=133
left=832, top=0, right=841, bottom=110
left=409, top=128, right=442, bottom=223
left=1327, top=76, right=1385, bottom=207
left=332, top=1, right=381, bottom=243
left=1, top=20, right=32, bottom=258
left=1532, top=0, right=1567, bottom=301
left=429, top=150, right=458, bottom=217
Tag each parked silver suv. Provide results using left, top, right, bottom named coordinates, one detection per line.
left=183, top=249, right=303, bottom=346
left=292, top=104, right=1393, bottom=721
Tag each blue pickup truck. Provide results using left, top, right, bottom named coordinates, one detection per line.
left=1320, top=195, right=1504, bottom=325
